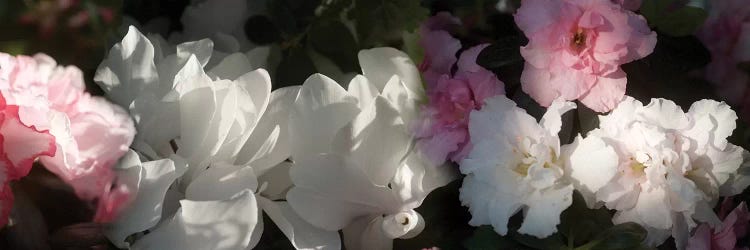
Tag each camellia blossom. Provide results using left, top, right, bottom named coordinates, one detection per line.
left=414, top=12, right=506, bottom=165
left=565, top=97, right=750, bottom=247
left=459, top=95, right=576, bottom=238
left=0, top=52, right=135, bottom=222
left=0, top=93, right=56, bottom=227
left=696, top=0, right=750, bottom=106
left=687, top=199, right=749, bottom=250
left=96, top=26, right=337, bottom=250
left=514, top=0, right=656, bottom=112
left=287, top=48, right=455, bottom=250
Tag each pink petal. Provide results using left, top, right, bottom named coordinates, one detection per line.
left=578, top=70, right=627, bottom=112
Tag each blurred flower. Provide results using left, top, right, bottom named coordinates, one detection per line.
left=415, top=12, right=505, bottom=166
left=696, top=0, right=750, bottom=106
left=565, top=97, right=750, bottom=248
left=687, top=199, right=749, bottom=250
left=19, top=0, right=115, bottom=37
left=459, top=96, right=576, bottom=238
left=0, top=93, right=57, bottom=227
left=0, top=52, right=134, bottom=223
left=96, top=26, right=337, bottom=250
left=287, top=48, right=455, bottom=250
left=514, top=0, right=656, bottom=112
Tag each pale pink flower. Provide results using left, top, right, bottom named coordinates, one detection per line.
left=515, top=0, right=656, bottom=112
left=0, top=94, right=57, bottom=227
left=687, top=199, right=750, bottom=250
left=0, top=52, right=135, bottom=221
left=415, top=13, right=505, bottom=165
left=696, top=0, right=750, bottom=106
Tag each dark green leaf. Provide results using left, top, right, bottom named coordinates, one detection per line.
left=476, top=36, right=525, bottom=69
left=349, top=0, right=429, bottom=46
left=510, top=231, right=566, bottom=250
left=640, top=0, right=707, bottom=37
left=464, top=226, right=529, bottom=250
left=309, top=20, right=360, bottom=72
left=245, top=15, right=283, bottom=45
left=267, top=0, right=321, bottom=38
left=558, top=191, right=612, bottom=247
left=576, top=223, right=647, bottom=250
left=276, top=47, right=317, bottom=87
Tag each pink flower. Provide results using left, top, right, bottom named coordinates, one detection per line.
left=514, top=0, right=656, bottom=112
left=0, top=52, right=135, bottom=222
left=415, top=13, right=505, bottom=165
left=687, top=199, right=750, bottom=250
left=0, top=94, right=57, bottom=227
left=696, top=0, right=750, bottom=106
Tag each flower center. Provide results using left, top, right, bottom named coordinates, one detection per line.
left=571, top=29, right=587, bottom=52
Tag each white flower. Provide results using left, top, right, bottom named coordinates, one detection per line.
left=565, top=96, right=750, bottom=248
left=286, top=48, right=455, bottom=250
left=459, top=95, right=576, bottom=238
left=97, top=26, right=338, bottom=250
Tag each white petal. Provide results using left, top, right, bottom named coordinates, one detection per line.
left=381, top=75, right=421, bottom=128
left=290, top=74, right=360, bottom=160
left=258, top=197, right=341, bottom=250
left=176, top=39, right=214, bottom=68
left=208, top=53, right=253, bottom=80
left=539, top=98, right=576, bottom=136
left=518, top=184, right=573, bottom=238
left=237, top=86, right=299, bottom=172
left=358, top=47, right=424, bottom=97
left=687, top=99, right=737, bottom=149
left=332, top=96, right=410, bottom=186
left=638, top=98, right=689, bottom=130
left=185, top=163, right=258, bottom=201
left=719, top=149, right=750, bottom=196
left=392, top=152, right=458, bottom=209
left=287, top=154, right=398, bottom=230
left=347, top=74, right=378, bottom=109
left=257, top=161, right=293, bottom=200
left=566, top=135, right=619, bottom=196
left=342, top=216, right=393, bottom=250
left=95, top=26, right=159, bottom=108
left=132, top=191, right=258, bottom=250
left=635, top=187, right=672, bottom=229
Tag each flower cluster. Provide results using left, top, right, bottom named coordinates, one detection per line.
left=0, top=52, right=135, bottom=224
left=515, top=0, right=656, bottom=112
left=414, top=12, right=506, bottom=166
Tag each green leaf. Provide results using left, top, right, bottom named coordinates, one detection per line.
left=401, top=30, right=424, bottom=66
left=464, top=226, right=529, bottom=250
left=276, top=46, right=317, bottom=87
left=558, top=191, right=612, bottom=247
left=510, top=231, right=566, bottom=250
left=640, top=0, right=707, bottom=37
left=349, top=0, right=429, bottom=46
left=309, top=20, right=359, bottom=72
left=476, top=36, right=525, bottom=69
left=575, top=223, right=647, bottom=250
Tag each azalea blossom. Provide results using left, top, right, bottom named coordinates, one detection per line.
left=696, top=0, right=750, bottom=107
left=514, top=0, right=656, bottom=112
left=0, top=93, right=56, bottom=227
left=96, top=26, right=338, bottom=249
left=565, top=97, right=750, bottom=247
left=687, top=199, right=749, bottom=250
left=414, top=12, right=505, bottom=166
left=459, top=95, right=576, bottom=238
left=287, top=48, right=456, bottom=250
left=0, top=52, right=135, bottom=222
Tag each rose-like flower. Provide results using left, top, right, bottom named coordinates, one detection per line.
left=696, top=0, right=750, bottom=106
left=459, top=95, right=576, bottom=238
left=415, top=13, right=506, bottom=165
left=287, top=48, right=456, bottom=250
left=565, top=97, right=750, bottom=248
left=97, top=26, right=337, bottom=250
left=514, top=0, right=656, bottom=112
left=687, top=198, right=749, bottom=250
left=0, top=93, right=56, bottom=227
left=0, top=52, right=135, bottom=222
